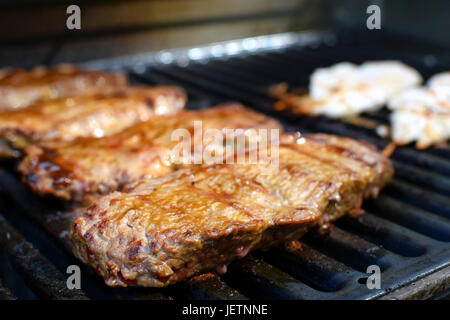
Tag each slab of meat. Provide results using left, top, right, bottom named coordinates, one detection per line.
left=0, top=86, right=186, bottom=158
left=18, top=104, right=283, bottom=203
left=0, top=64, right=127, bottom=110
left=69, top=133, right=393, bottom=287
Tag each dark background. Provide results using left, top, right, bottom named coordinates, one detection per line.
left=0, top=0, right=448, bottom=67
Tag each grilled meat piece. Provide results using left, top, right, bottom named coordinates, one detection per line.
left=0, top=64, right=128, bottom=111
left=19, top=104, right=283, bottom=203
left=0, top=86, right=186, bottom=158
left=69, top=133, right=393, bottom=287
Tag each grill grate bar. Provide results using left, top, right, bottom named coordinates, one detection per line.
left=390, top=148, right=450, bottom=177
left=422, top=146, right=450, bottom=160
left=130, top=71, right=221, bottom=106
left=391, top=160, right=450, bottom=196
left=150, top=65, right=273, bottom=110
left=336, top=213, right=430, bottom=257
left=183, top=62, right=270, bottom=98
left=191, top=60, right=272, bottom=88
left=366, top=195, right=450, bottom=242
left=282, top=46, right=340, bottom=65
left=222, top=55, right=305, bottom=84
left=303, top=227, right=392, bottom=273
left=0, top=214, right=88, bottom=300
left=176, top=274, right=248, bottom=300
left=237, top=53, right=318, bottom=86
left=223, top=257, right=324, bottom=299
left=261, top=244, right=354, bottom=293
left=386, top=180, right=450, bottom=219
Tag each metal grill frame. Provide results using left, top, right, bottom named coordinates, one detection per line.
left=0, top=30, right=449, bottom=300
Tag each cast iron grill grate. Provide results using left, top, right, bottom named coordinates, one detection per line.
left=0, top=30, right=449, bottom=300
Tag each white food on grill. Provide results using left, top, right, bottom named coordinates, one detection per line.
left=428, top=71, right=450, bottom=102
left=388, top=72, right=450, bottom=149
left=308, top=61, right=422, bottom=117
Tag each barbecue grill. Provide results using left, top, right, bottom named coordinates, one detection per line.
left=0, top=29, right=449, bottom=300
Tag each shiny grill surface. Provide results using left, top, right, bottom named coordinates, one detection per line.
left=0, top=30, right=449, bottom=300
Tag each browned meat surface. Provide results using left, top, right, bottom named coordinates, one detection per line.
left=0, top=86, right=186, bottom=158
left=0, top=64, right=127, bottom=110
left=69, top=133, right=393, bottom=287
left=19, top=104, right=283, bottom=203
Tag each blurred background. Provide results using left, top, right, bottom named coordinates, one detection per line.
left=0, top=0, right=448, bottom=67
